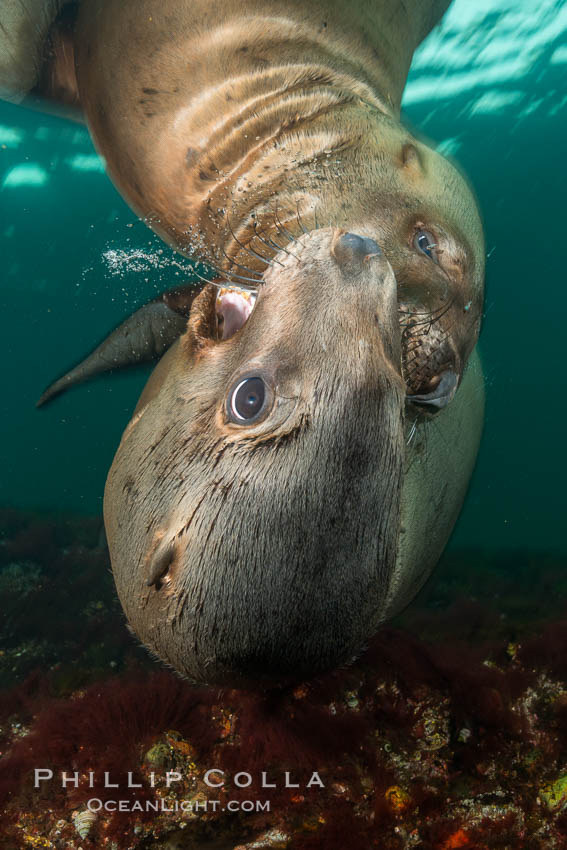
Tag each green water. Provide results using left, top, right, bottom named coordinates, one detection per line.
left=1, top=0, right=566, bottom=556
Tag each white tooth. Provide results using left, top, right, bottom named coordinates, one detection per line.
left=216, top=287, right=257, bottom=339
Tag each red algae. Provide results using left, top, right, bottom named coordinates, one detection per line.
left=1, top=511, right=567, bottom=848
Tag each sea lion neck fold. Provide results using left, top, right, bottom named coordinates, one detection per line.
left=74, top=0, right=452, bottom=263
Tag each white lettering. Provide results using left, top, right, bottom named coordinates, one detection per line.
left=284, top=772, right=299, bottom=788
left=307, top=772, right=325, bottom=788
left=62, top=771, right=79, bottom=788
left=34, top=769, right=53, bottom=788
left=127, top=772, right=142, bottom=788
left=166, top=771, right=182, bottom=787
left=261, top=772, right=276, bottom=788
left=204, top=769, right=225, bottom=787
left=234, top=772, right=252, bottom=788
left=104, top=772, right=118, bottom=788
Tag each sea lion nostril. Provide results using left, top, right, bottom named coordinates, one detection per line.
left=334, top=232, right=382, bottom=266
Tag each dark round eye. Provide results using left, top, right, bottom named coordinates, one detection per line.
left=414, top=229, right=438, bottom=263
left=228, top=376, right=268, bottom=423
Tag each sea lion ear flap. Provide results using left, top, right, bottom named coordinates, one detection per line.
left=401, top=143, right=423, bottom=174
left=183, top=284, right=219, bottom=356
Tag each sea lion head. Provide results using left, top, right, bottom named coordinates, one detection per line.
left=332, top=112, right=485, bottom=403
left=104, top=228, right=407, bottom=686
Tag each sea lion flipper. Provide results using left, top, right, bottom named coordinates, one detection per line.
left=36, top=286, right=198, bottom=407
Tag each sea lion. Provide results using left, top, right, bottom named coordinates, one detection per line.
left=3, top=0, right=485, bottom=685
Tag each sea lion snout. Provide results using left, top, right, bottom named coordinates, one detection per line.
left=333, top=232, right=382, bottom=267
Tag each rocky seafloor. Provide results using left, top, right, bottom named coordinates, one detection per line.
left=0, top=509, right=566, bottom=850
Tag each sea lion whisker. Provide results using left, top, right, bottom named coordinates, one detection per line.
left=206, top=260, right=261, bottom=289
left=274, top=223, right=295, bottom=245
left=252, top=222, right=294, bottom=261
left=227, top=216, right=277, bottom=267
left=212, top=266, right=263, bottom=289
left=399, top=302, right=444, bottom=317
left=411, top=323, right=435, bottom=337
left=226, top=272, right=265, bottom=286
left=248, top=235, right=286, bottom=267
left=254, top=223, right=301, bottom=260
left=404, top=341, right=426, bottom=354
left=193, top=269, right=264, bottom=294
left=274, top=205, right=297, bottom=242
left=189, top=265, right=233, bottom=291
left=219, top=246, right=264, bottom=279
left=398, top=296, right=456, bottom=328
left=263, top=232, right=289, bottom=253
left=296, top=201, right=308, bottom=234
left=251, top=221, right=276, bottom=249
left=429, top=296, right=456, bottom=318
left=273, top=215, right=295, bottom=242
left=406, top=418, right=418, bottom=446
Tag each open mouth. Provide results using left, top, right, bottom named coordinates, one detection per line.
left=216, top=286, right=258, bottom=340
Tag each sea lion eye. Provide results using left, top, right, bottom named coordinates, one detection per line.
left=228, top=376, right=268, bottom=423
left=414, top=229, right=438, bottom=263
